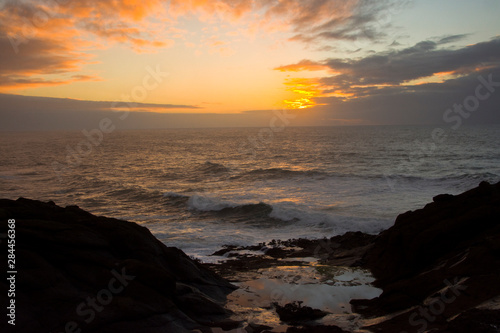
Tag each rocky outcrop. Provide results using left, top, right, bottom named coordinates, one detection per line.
left=354, top=181, right=500, bottom=332
left=205, top=232, right=376, bottom=279
left=0, top=198, right=237, bottom=333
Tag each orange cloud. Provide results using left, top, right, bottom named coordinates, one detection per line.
left=275, top=60, right=331, bottom=72
left=0, top=0, right=172, bottom=92
left=0, top=27, right=96, bottom=90
left=283, top=98, right=316, bottom=109
left=282, top=77, right=329, bottom=109
left=262, top=0, right=358, bottom=31
left=278, top=72, right=363, bottom=109
left=276, top=37, right=500, bottom=111
left=0, top=0, right=384, bottom=95
left=2, top=0, right=169, bottom=54
left=60, top=0, right=164, bottom=22
left=168, top=0, right=253, bottom=21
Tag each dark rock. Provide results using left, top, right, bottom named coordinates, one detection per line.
left=245, top=322, right=273, bottom=333
left=211, top=245, right=239, bottom=256
left=0, top=198, right=237, bottom=333
left=285, top=325, right=349, bottom=333
left=358, top=181, right=500, bottom=332
left=444, top=308, right=500, bottom=333
left=273, top=301, right=328, bottom=324
left=207, top=231, right=378, bottom=280
left=432, top=193, right=454, bottom=203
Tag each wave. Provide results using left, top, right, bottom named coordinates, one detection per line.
left=232, top=168, right=326, bottom=180
left=382, top=172, right=500, bottom=184
left=187, top=195, right=264, bottom=212
left=186, top=195, right=276, bottom=223
left=198, top=161, right=229, bottom=174
left=166, top=192, right=271, bottom=215
left=163, top=191, right=190, bottom=207
left=268, top=203, right=393, bottom=235
left=104, top=186, right=165, bottom=202
left=185, top=194, right=392, bottom=235
left=440, top=172, right=499, bottom=182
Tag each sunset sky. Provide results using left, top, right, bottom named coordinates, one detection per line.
left=1, top=0, right=500, bottom=129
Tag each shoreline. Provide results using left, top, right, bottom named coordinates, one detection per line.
left=202, top=232, right=379, bottom=332
left=1, top=181, right=500, bottom=332
left=203, top=180, right=500, bottom=332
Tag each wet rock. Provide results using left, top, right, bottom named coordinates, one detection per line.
left=245, top=322, right=273, bottom=333
left=207, top=232, right=377, bottom=280
left=273, top=301, right=328, bottom=324
left=285, top=325, right=349, bottom=333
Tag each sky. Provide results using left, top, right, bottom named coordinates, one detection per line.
left=1, top=0, right=500, bottom=130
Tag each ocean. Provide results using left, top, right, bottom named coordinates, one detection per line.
left=1, top=125, right=499, bottom=261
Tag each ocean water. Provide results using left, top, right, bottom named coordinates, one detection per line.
left=1, top=126, right=499, bottom=260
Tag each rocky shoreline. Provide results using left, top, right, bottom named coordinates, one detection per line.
left=1, top=181, right=500, bottom=332
left=0, top=198, right=238, bottom=333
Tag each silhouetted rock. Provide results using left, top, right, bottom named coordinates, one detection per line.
left=245, top=322, right=273, bottom=333
left=273, top=301, right=328, bottom=324
left=0, top=198, right=237, bottom=333
left=285, top=325, right=349, bottom=333
left=444, top=308, right=500, bottom=333
left=355, top=181, right=500, bottom=332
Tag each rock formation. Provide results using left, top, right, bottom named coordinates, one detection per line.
left=355, top=181, right=500, bottom=332
left=0, top=198, right=237, bottom=333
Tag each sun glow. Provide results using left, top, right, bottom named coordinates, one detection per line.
left=284, top=98, right=315, bottom=109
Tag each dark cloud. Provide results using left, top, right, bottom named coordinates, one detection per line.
left=311, top=67, right=500, bottom=125
left=437, top=34, right=470, bottom=45
left=275, top=36, right=500, bottom=125
left=288, top=0, right=409, bottom=44
left=0, top=94, right=200, bottom=112
left=0, top=34, right=81, bottom=74
left=0, top=32, right=95, bottom=89
left=292, top=36, right=500, bottom=91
